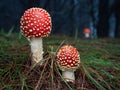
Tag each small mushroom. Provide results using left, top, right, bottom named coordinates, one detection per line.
left=83, top=28, right=91, bottom=38
left=56, top=45, right=80, bottom=83
left=20, top=7, right=52, bottom=65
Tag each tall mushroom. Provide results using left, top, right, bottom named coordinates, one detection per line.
left=20, top=7, right=52, bottom=65
left=56, top=45, right=80, bottom=83
left=83, top=28, right=91, bottom=38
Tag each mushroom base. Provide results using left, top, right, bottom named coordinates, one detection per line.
left=62, top=70, right=75, bottom=83
left=84, top=33, right=90, bottom=38
left=30, top=38, right=43, bottom=66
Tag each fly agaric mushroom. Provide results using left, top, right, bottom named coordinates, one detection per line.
left=83, top=28, right=91, bottom=38
left=20, top=7, right=52, bottom=65
left=56, top=45, right=80, bottom=83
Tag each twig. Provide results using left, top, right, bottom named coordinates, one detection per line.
left=34, top=58, right=49, bottom=90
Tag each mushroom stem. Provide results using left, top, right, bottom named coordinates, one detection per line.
left=30, top=37, right=43, bottom=66
left=62, top=70, right=75, bottom=82
left=85, top=33, right=90, bottom=38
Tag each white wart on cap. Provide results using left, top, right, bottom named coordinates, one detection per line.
left=57, top=45, right=80, bottom=71
left=20, top=7, right=52, bottom=66
left=20, top=7, right=52, bottom=38
left=56, top=45, right=80, bottom=82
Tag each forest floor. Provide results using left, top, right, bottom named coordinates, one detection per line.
left=0, top=32, right=120, bottom=90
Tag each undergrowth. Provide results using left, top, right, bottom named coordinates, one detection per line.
left=0, top=30, right=120, bottom=90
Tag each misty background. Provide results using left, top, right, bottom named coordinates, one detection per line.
left=0, top=0, right=120, bottom=38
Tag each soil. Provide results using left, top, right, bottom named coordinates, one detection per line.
left=1, top=37, right=120, bottom=90
left=19, top=52, right=97, bottom=90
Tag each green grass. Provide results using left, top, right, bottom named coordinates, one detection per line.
left=0, top=30, right=120, bottom=90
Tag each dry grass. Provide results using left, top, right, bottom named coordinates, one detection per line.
left=0, top=32, right=120, bottom=90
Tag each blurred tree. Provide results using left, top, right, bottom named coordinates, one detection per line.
left=89, top=0, right=99, bottom=38
left=108, top=0, right=116, bottom=38
left=28, top=0, right=40, bottom=8
left=0, top=0, right=25, bottom=32
left=113, top=0, right=120, bottom=37
left=97, top=0, right=109, bottom=37
left=0, top=0, right=119, bottom=37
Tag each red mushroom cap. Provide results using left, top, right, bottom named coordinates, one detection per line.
left=56, top=45, right=80, bottom=71
left=20, top=7, right=52, bottom=38
left=84, top=28, right=91, bottom=34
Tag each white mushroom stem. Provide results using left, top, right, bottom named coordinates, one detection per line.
left=29, top=37, right=43, bottom=65
left=62, top=70, right=75, bottom=82
left=84, top=33, right=90, bottom=38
